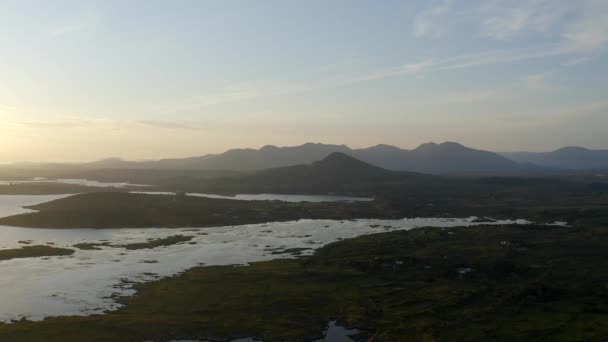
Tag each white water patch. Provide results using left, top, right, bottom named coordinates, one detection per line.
left=0, top=216, right=530, bottom=323
left=131, top=192, right=373, bottom=203
left=0, top=178, right=150, bottom=188
left=0, top=194, right=76, bottom=219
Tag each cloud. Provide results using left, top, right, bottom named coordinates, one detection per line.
left=561, top=0, right=608, bottom=53
left=17, top=118, right=213, bottom=131
left=562, top=56, right=593, bottom=66
left=19, top=119, right=97, bottom=128
left=160, top=81, right=311, bottom=114
left=160, top=44, right=582, bottom=113
left=414, top=0, right=453, bottom=38
left=0, top=105, right=16, bottom=115
left=479, top=0, right=608, bottom=54
left=135, top=120, right=209, bottom=130
left=371, top=46, right=565, bottom=81
left=481, top=0, right=571, bottom=40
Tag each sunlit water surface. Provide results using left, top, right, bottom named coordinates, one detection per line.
left=132, top=192, right=374, bottom=202
left=0, top=178, right=150, bottom=188
left=0, top=194, right=530, bottom=323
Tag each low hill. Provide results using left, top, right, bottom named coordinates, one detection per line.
left=199, top=152, right=427, bottom=195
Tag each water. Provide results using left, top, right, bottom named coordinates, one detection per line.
left=316, top=321, right=359, bottom=342
left=133, top=192, right=374, bottom=203
left=0, top=194, right=74, bottom=218
left=0, top=194, right=531, bottom=322
left=171, top=321, right=358, bottom=342
left=0, top=178, right=150, bottom=188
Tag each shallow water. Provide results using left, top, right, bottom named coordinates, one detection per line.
left=133, top=192, right=374, bottom=203
left=171, top=321, right=357, bottom=342
left=0, top=194, right=74, bottom=218
left=0, top=178, right=150, bottom=188
left=0, top=194, right=531, bottom=322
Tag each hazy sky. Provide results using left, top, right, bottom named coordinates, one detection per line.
left=1, top=0, right=607, bottom=162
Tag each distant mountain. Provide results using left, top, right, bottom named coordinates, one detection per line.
left=355, top=142, right=532, bottom=175
left=78, top=142, right=540, bottom=175
left=4, top=142, right=560, bottom=176
left=502, top=147, right=608, bottom=170
left=204, top=152, right=425, bottom=195
left=155, top=143, right=352, bottom=171
left=251, top=152, right=411, bottom=183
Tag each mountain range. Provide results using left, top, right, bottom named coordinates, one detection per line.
left=501, top=146, right=608, bottom=171
left=198, top=152, right=427, bottom=195
left=6, top=142, right=608, bottom=176
left=83, top=142, right=547, bottom=175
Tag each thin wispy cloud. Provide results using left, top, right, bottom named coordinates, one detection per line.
left=16, top=117, right=218, bottom=133
left=135, top=120, right=209, bottom=131
left=479, top=0, right=608, bottom=55
left=561, top=0, right=608, bottom=53
left=161, top=44, right=590, bottom=113
left=562, top=56, right=592, bottom=66
left=414, top=0, right=453, bottom=38
left=19, top=119, right=96, bottom=129
left=480, top=0, right=571, bottom=40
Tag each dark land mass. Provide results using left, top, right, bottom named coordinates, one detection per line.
left=0, top=245, right=75, bottom=261
left=1, top=224, right=607, bottom=341
left=1, top=153, right=606, bottom=229
left=0, top=192, right=388, bottom=228
left=1, top=152, right=607, bottom=341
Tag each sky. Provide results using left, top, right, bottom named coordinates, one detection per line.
left=1, top=0, right=607, bottom=162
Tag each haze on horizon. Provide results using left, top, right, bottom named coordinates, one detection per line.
left=1, top=0, right=607, bottom=163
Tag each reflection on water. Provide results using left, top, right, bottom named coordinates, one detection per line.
left=316, top=321, right=359, bottom=342
left=133, top=192, right=374, bottom=203
left=0, top=178, right=150, bottom=188
left=0, top=194, right=74, bottom=219
left=0, top=194, right=530, bottom=322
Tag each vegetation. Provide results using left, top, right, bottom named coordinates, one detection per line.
left=1, top=224, right=607, bottom=341
left=0, top=245, right=74, bottom=261
left=0, top=192, right=388, bottom=228
left=73, top=242, right=112, bottom=250
left=120, top=235, right=193, bottom=250
left=73, top=236, right=193, bottom=250
left=1, top=175, right=607, bottom=229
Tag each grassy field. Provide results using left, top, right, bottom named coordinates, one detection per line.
left=1, top=224, right=607, bottom=341
left=0, top=245, right=74, bottom=261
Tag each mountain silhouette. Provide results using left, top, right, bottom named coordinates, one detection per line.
left=83, top=142, right=537, bottom=175
left=206, top=152, right=424, bottom=195
left=501, top=146, right=608, bottom=170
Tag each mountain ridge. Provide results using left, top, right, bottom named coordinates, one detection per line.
left=501, top=146, right=608, bottom=170
left=6, top=142, right=608, bottom=175
left=103, top=141, right=535, bottom=175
